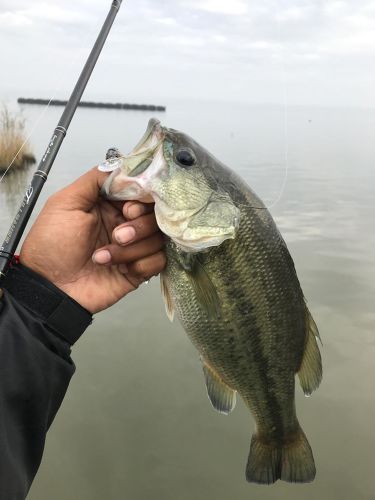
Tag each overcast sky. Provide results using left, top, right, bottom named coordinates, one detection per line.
left=1, top=0, right=374, bottom=107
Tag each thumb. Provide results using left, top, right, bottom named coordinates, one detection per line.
left=54, top=167, right=110, bottom=211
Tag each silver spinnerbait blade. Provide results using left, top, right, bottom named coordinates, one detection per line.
left=98, top=157, right=123, bottom=172
left=98, top=147, right=124, bottom=172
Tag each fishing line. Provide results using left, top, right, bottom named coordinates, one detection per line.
left=0, top=101, right=53, bottom=183
left=0, top=0, right=123, bottom=277
left=238, top=16, right=290, bottom=212
left=160, top=18, right=291, bottom=213
left=0, top=7, right=106, bottom=184
left=264, top=17, right=290, bottom=210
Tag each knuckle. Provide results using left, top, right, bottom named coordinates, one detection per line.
left=45, top=192, right=62, bottom=207
left=130, top=251, right=166, bottom=278
left=134, top=260, right=147, bottom=275
left=137, top=213, right=156, bottom=233
left=46, top=192, right=58, bottom=205
left=149, top=251, right=167, bottom=274
left=156, top=252, right=167, bottom=271
left=135, top=220, right=145, bottom=233
left=154, top=233, right=165, bottom=249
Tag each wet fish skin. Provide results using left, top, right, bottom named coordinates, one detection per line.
left=102, top=120, right=322, bottom=484
left=162, top=162, right=319, bottom=482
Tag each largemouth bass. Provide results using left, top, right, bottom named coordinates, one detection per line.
left=101, top=119, right=322, bottom=484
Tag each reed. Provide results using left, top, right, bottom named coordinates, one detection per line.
left=0, top=105, right=35, bottom=172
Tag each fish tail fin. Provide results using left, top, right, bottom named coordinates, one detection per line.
left=298, top=308, right=322, bottom=396
left=246, top=427, right=316, bottom=484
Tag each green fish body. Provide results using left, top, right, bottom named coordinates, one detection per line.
left=102, top=119, right=322, bottom=484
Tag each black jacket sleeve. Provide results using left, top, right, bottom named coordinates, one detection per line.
left=0, top=263, right=92, bottom=500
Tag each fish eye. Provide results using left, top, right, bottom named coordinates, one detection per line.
left=176, top=149, right=195, bottom=167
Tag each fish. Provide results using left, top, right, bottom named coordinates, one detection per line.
left=101, top=118, right=322, bottom=484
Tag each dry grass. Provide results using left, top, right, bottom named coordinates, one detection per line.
left=0, top=105, right=35, bottom=172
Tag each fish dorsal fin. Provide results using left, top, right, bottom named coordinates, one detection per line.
left=202, top=360, right=236, bottom=414
left=297, top=308, right=322, bottom=396
left=183, top=255, right=220, bottom=319
left=160, top=272, right=174, bottom=322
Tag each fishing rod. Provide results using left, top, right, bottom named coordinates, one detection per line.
left=0, top=0, right=123, bottom=278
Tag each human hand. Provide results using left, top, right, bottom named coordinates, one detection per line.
left=19, top=168, right=166, bottom=313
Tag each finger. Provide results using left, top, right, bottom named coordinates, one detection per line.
left=99, top=199, right=126, bottom=227
left=50, top=167, right=109, bottom=211
left=92, top=233, right=165, bottom=265
left=125, top=251, right=167, bottom=282
left=112, top=212, right=160, bottom=246
left=123, top=201, right=155, bottom=220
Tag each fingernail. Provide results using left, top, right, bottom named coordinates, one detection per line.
left=93, top=249, right=111, bottom=264
left=127, top=203, right=146, bottom=219
left=115, top=226, right=136, bottom=244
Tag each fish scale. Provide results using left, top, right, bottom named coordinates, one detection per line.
left=168, top=227, right=299, bottom=413
left=102, top=118, right=322, bottom=484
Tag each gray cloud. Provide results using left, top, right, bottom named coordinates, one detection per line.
left=0, top=0, right=374, bottom=106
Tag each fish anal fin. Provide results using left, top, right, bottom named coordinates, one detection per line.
left=160, top=272, right=174, bottom=322
left=202, top=360, right=236, bottom=415
left=297, top=309, right=322, bottom=396
left=246, top=428, right=316, bottom=484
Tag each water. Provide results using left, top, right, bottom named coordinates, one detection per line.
left=1, top=101, right=375, bottom=500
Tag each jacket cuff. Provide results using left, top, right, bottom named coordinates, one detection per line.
left=1, top=263, right=92, bottom=345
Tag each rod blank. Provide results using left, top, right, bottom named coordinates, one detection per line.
left=0, top=0, right=123, bottom=278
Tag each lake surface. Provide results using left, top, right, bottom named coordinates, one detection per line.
left=1, top=101, right=375, bottom=500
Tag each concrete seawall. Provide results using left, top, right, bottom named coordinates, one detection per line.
left=18, top=98, right=166, bottom=112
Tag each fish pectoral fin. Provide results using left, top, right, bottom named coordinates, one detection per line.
left=297, top=308, right=322, bottom=396
left=186, top=257, right=220, bottom=319
left=160, top=272, right=174, bottom=322
left=202, top=360, right=236, bottom=415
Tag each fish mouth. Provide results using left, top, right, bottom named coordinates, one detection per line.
left=101, top=118, right=241, bottom=253
left=101, top=118, right=166, bottom=202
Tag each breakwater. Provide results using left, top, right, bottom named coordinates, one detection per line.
left=17, top=98, right=166, bottom=112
